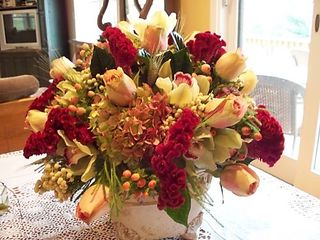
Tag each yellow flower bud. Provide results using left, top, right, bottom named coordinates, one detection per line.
left=76, top=184, right=109, bottom=224
left=25, top=110, right=48, bottom=132
left=103, top=67, right=137, bottom=106
left=220, top=164, right=259, bottom=196
left=240, top=70, right=258, bottom=95
left=215, top=49, right=246, bottom=81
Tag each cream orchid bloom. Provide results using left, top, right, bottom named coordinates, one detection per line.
left=57, top=130, right=97, bottom=182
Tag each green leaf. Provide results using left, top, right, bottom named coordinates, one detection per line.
left=90, top=45, right=115, bottom=77
left=165, top=189, right=191, bottom=227
left=170, top=48, right=193, bottom=74
left=173, top=156, right=186, bottom=169
left=170, top=32, right=187, bottom=51
left=242, top=157, right=255, bottom=165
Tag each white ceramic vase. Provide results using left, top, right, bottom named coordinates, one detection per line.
left=112, top=197, right=204, bottom=240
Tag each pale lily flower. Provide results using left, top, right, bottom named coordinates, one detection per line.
left=119, top=10, right=177, bottom=54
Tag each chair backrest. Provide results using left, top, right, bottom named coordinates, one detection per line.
left=251, top=75, right=305, bottom=135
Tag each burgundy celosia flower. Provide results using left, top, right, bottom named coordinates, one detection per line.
left=28, top=78, right=61, bottom=111
left=151, top=108, right=200, bottom=209
left=23, top=108, right=94, bottom=159
left=247, top=106, right=285, bottom=167
left=186, top=31, right=226, bottom=64
left=102, top=27, right=137, bottom=73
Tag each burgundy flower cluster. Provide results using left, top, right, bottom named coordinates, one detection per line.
left=186, top=31, right=226, bottom=64
left=24, top=108, right=94, bottom=159
left=29, top=78, right=62, bottom=112
left=247, top=106, right=285, bottom=167
left=151, top=109, right=200, bottom=210
left=102, top=27, right=137, bottom=73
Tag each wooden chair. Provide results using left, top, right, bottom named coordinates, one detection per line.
left=0, top=98, right=34, bottom=154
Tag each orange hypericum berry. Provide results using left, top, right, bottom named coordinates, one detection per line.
left=131, top=173, right=140, bottom=182
left=70, top=96, right=79, bottom=104
left=201, top=63, right=211, bottom=75
left=68, top=105, right=77, bottom=112
left=87, top=91, right=95, bottom=97
left=76, top=107, right=86, bottom=115
left=253, top=132, right=262, bottom=141
left=122, top=170, right=132, bottom=178
left=137, top=179, right=146, bottom=188
left=143, top=191, right=149, bottom=197
left=148, top=180, right=157, bottom=189
left=241, top=126, right=251, bottom=136
left=122, top=181, right=130, bottom=191
left=74, top=83, right=82, bottom=90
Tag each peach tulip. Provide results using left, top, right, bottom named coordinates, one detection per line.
left=204, top=94, right=248, bottom=128
left=220, top=163, right=259, bottom=196
left=76, top=184, right=109, bottom=224
left=103, top=67, right=137, bottom=106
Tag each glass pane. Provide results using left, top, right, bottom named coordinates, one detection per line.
left=125, top=0, right=164, bottom=19
left=238, top=0, right=313, bottom=159
left=74, top=0, right=118, bottom=42
left=4, top=13, right=36, bottom=43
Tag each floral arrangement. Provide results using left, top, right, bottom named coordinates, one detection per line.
left=23, top=11, right=284, bottom=226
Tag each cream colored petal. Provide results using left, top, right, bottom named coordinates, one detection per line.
left=57, top=130, right=75, bottom=147
left=195, top=75, right=210, bottom=95
left=155, top=77, right=172, bottom=94
left=240, top=70, right=258, bottom=95
left=166, top=12, right=177, bottom=34
left=149, top=11, right=168, bottom=28
left=191, top=78, right=200, bottom=99
left=134, top=21, right=148, bottom=41
left=118, top=21, right=141, bottom=44
left=212, top=145, right=231, bottom=163
left=81, top=155, right=97, bottom=182
left=118, top=21, right=133, bottom=33
left=74, top=140, right=93, bottom=156
left=215, top=128, right=242, bottom=149
left=169, top=83, right=193, bottom=108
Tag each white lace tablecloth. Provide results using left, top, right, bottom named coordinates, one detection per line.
left=1, top=151, right=320, bottom=240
